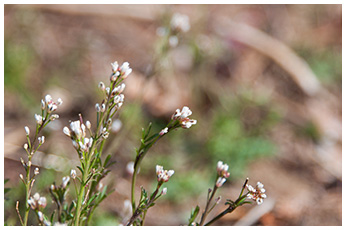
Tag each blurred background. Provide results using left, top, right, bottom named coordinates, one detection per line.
left=4, top=4, right=342, bottom=226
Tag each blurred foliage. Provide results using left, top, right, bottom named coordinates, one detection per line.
left=297, top=46, right=342, bottom=86
left=208, top=92, right=280, bottom=179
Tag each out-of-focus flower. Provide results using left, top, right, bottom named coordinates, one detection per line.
left=35, top=114, right=43, bottom=125
left=70, top=169, right=77, bottom=179
left=161, top=187, right=167, bottom=195
left=159, top=127, right=168, bottom=136
left=28, top=193, right=47, bottom=210
left=126, top=161, right=135, bottom=175
left=216, top=177, right=226, bottom=188
left=34, top=167, right=39, bottom=176
left=62, top=176, right=70, bottom=189
left=170, top=13, right=190, bottom=32
left=111, top=119, right=122, bottom=133
left=24, top=126, right=30, bottom=136
left=246, top=181, right=267, bottom=205
left=99, top=82, right=105, bottom=91
left=38, top=136, right=45, bottom=145
left=169, top=35, right=179, bottom=47
left=216, top=161, right=230, bottom=178
left=156, top=165, right=174, bottom=183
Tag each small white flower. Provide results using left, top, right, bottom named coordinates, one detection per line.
left=63, top=126, right=71, bottom=137
left=95, top=103, right=100, bottom=112
left=159, top=127, right=168, bottom=136
left=111, top=61, right=119, bottom=73
left=86, top=121, right=91, bottom=130
left=35, top=114, right=43, bottom=125
left=162, top=187, right=167, bottom=195
left=37, top=211, right=44, bottom=222
left=246, top=181, right=267, bottom=205
left=216, top=161, right=230, bottom=178
left=100, top=103, right=106, bottom=112
left=34, top=167, right=39, bottom=175
left=45, top=95, right=52, bottom=104
left=57, top=98, right=63, bottom=106
left=216, top=177, right=226, bottom=187
left=23, top=143, right=28, bottom=150
left=50, top=114, right=59, bottom=121
left=170, top=13, right=190, bottom=32
left=41, top=99, right=45, bottom=110
left=24, top=126, right=30, bottom=136
left=70, top=169, right=77, bottom=179
left=98, top=82, right=105, bottom=91
left=111, top=119, right=122, bottom=133
left=38, top=136, right=45, bottom=145
left=119, top=62, right=132, bottom=79
left=156, top=165, right=174, bottom=183
left=62, top=176, right=70, bottom=188
left=169, top=35, right=179, bottom=47
left=126, top=161, right=135, bottom=175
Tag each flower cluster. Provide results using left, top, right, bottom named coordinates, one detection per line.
left=215, top=161, right=230, bottom=188
left=246, top=182, right=267, bottom=205
left=172, top=106, right=197, bottom=129
left=27, top=193, right=47, bottom=210
left=111, top=61, right=132, bottom=80
left=156, top=165, right=174, bottom=183
left=35, top=95, right=62, bottom=126
left=63, top=115, right=94, bottom=155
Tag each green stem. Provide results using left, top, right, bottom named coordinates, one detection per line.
left=204, top=206, right=233, bottom=226
left=23, top=156, right=32, bottom=226
left=74, top=160, right=88, bottom=226
left=199, top=184, right=217, bottom=226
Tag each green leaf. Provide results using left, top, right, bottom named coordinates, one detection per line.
left=77, top=166, right=84, bottom=174
left=188, top=205, right=200, bottom=226
left=145, top=133, right=158, bottom=144
left=144, top=122, right=153, bottom=140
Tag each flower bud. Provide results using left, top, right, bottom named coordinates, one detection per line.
left=24, top=126, right=30, bottom=136
left=98, top=82, right=105, bottom=91
left=162, top=187, right=167, bottom=195
left=86, top=121, right=91, bottom=130
left=70, top=169, right=77, bottom=179
left=95, top=103, right=100, bottom=112
left=34, top=167, right=39, bottom=176
left=24, top=143, right=28, bottom=151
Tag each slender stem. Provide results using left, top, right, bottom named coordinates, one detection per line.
left=199, top=185, right=217, bottom=226
left=74, top=159, right=88, bottom=226
left=16, top=201, right=24, bottom=226
left=204, top=206, right=234, bottom=226
left=130, top=135, right=161, bottom=212
left=23, top=155, right=32, bottom=226
left=127, top=184, right=161, bottom=226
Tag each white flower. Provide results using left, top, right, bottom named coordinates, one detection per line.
left=246, top=181, right=267, bottom=205
left=62, top=176, right=70, bottom=188
left=159, top=127, right=168, bottom=136
left=45, top=95, right=52, bottom=104
left=23, top=143, right=28, bottom=150
left=69, top=120, right=86, bottom=140
left=57, top=98, right=63, bottom=106
left=169, top=35, right=179, bottom=47
left=70, top=169, right=77, bottom=179
left=111, top=61, right=119, bottom=73
left=162, top=187, right=167, bottom=195
left=156, top=165, right=174, bottom=183
left=119, top=62, right=132, bottom=79
left=41, top=99, right=45, bottom=109
left=28, top=193, right=46, bottom=210
left=63, top=126, right=71, bottom=137
left=37, top=211, right=44, bottom=222
left=35, top=114, right=43, bottom=125
left=24, top=126, right=30, bottom=136
left=216, top=161, right=230, bottom=178
left=111, top=119, right=122, bottom=133
left=216, top=177, right=226, bottom=187
left=86, top=121, right=91, bottom=129
left=38, top=136, right=45, bottom=145
left=126, top=161, right=135, bottom=175
left=172, top=106, right=197, bottom=129
left=50, top=114, right=59, bottom=121
left=34, top=167, right=39, bottom=175
left=95, top=103, right=100, bottom=112
left=170, top=13, right=190, bottom=32
left=99, top=82, right=105, bottom=91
